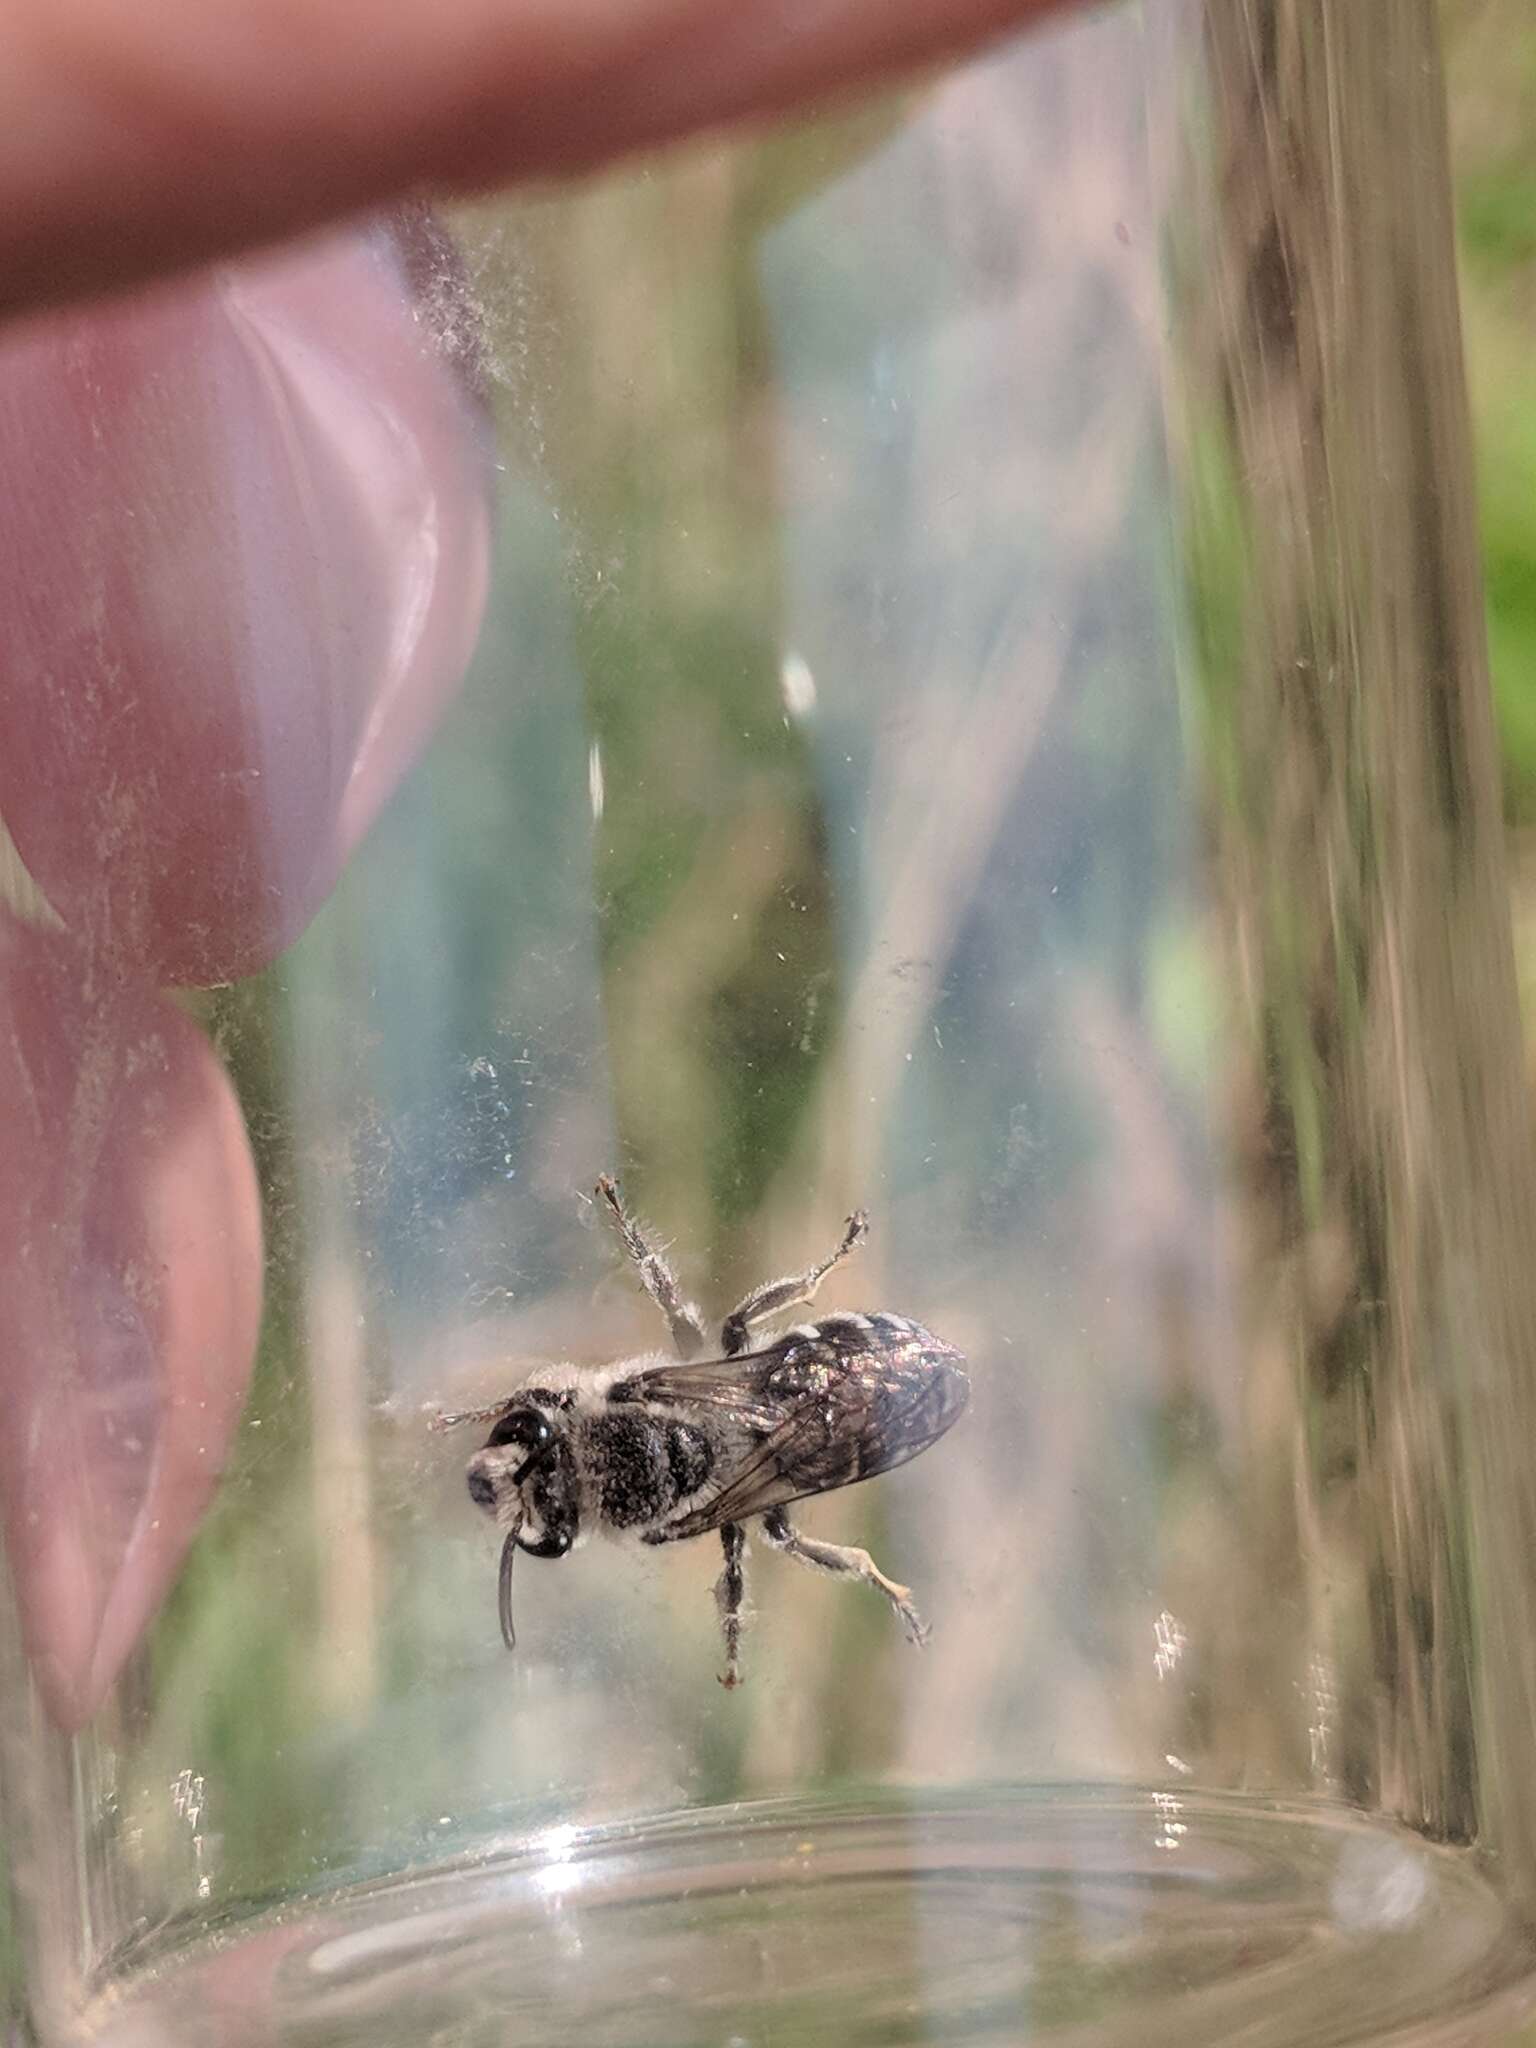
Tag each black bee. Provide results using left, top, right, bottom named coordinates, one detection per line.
left=435, top=1176, right=969, bottom=1687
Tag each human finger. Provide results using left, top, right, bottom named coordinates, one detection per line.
left=0, top=0, right=1074, bottom=317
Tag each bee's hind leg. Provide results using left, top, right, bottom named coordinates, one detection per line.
left=759, top=1507, right=930, bottom=1646
left=714, top=1523, right=748, bottom=1689
left=719, top=1208, right=869, bottom=1356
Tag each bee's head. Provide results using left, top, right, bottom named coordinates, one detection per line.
left=464, top=1400, right=576, bottom=1652
left=464, top=1404, right=558, bottom=1518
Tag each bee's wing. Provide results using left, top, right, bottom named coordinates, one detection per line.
left=657, top=1400, right=858, bottom=1537
left=650, top=1349, right=964, bottom=1541
left=616, top=1349, right=842, bottom=1535
left=612, top=1351, right=789, bottom=1428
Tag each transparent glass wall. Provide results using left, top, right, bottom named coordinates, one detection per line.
left=4, top=1, right=1536, bottom=2042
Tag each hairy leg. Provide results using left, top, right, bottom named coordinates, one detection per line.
left=715, top=1522, right=748, bottom=1688
left=595, top=1173, right=710, bottom=1360
left=759, top=1506, right=929, bottom=1645
left=720, top=1209, right=868, bottom=1356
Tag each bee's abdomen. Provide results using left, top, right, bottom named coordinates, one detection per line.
left=765, top=1312, right=969, bottom=1466
left=770, top=1312, right=963, bottom=1381
left=781, top=1310, right=952, bottom=1350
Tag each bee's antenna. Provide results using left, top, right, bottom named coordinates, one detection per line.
left=429, top=1401, right=509, bottom=1434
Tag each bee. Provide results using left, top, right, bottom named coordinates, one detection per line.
left=435, top=1176, right=969, bottom=1687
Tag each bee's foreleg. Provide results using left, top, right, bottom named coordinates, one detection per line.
left=719, top=1208, right=870, bottom=1356
left=594, top=1174, right=710, bottom=1360
left=714, top=1522, right=748, bottom=1688
left=759, top=1507, right=930, bottom=1646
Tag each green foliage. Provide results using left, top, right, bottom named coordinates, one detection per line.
left=1459, top=170, right=1536, bottom=275
left=1474, top=375, right=1536, bottom=821
left=1443, top=0, right=1536, bottom=823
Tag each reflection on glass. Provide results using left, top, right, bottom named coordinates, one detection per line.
left=3, top=2, right=1536, bottom=2043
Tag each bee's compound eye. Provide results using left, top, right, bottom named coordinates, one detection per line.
left=466, top=1460, right=498, bottom=1511
left=486, top=1404, right=549, bottom=1451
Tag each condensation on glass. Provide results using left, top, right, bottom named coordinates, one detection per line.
left=3, top=3, right=1536, bottom=2043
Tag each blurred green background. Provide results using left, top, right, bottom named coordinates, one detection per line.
left=1446, top=1, right=1536, bottom=876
